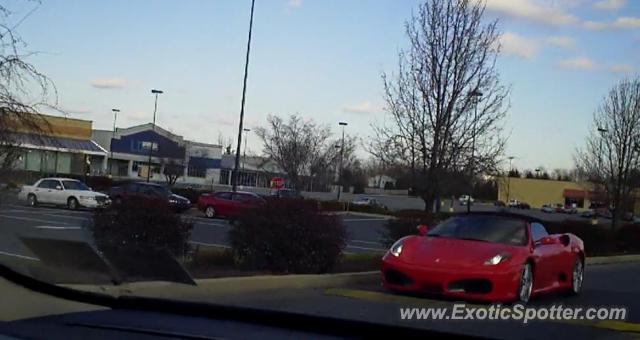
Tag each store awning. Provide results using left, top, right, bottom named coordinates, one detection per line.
left=563, top=189, right=587, bottom=199
left=11, top=133, right=107, bottom=156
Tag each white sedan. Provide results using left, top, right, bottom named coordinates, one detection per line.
left=18, top=177, right=111, bottom=209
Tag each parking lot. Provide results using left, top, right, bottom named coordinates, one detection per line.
left=0, top=202, right=390, bottom=264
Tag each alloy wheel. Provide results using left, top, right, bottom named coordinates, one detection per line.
left=572, top=257, right=584, bottom=294
left=518, top=263, right=533, bottom=303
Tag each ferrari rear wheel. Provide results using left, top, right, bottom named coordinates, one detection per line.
left=570, top=257, right=584, bottom=295
left=517, top=263, right=533, bottom=304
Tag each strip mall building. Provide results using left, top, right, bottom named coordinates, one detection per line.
left=497, top=177, right=640, bottom=213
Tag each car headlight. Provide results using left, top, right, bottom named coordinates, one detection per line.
left=484, top=252, right=512, bottom=265
left=79, top=196, right=95, bottom=200
left=169, top=199, right=178, bottom=204
left=390, top=238, right=407, bottom=257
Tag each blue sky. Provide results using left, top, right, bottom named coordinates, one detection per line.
left=6, top=0, right=640, bottom=170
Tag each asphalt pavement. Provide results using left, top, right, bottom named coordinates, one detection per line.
left=0, top=203, right=390, bottom=266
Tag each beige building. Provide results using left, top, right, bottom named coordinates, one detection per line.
left=497, top=177, right=596, bottom=210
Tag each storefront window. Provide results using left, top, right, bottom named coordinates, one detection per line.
left=56, top=153, right=72, bottom=174
left=25, top=150, right=41, bottom=171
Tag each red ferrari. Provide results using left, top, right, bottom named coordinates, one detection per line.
left=381, top=213, right=585, bottom=303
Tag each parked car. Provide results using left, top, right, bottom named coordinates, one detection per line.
left=197, top=191, right=265, bottom=218
left=381, top=213, right=585, bottom=303
left=18, top=178, right=111, bottom=209
left=270, top=189, right=302, bottom=199
left=494, top=200, right=506, bottom=207
left=541, top=204, right=555, bottom=213
left=108, top=182, right=191, bottom=212
left=562, top=204, right=578, bottom=214
left=508, top=199, right=530, bottom=209
left=581, top=210, right=597, bottom=218
left=351, top=197, right=387, bottom=210
left=458, top=195, right=474, bottom=206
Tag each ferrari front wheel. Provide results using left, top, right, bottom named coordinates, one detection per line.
left=569, top=257, right=584, bottom=295
left=517, top=263, right=533, bottom=304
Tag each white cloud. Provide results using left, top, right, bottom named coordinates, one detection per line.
left=557, top=57, right=597, bottom=70
left=545, top=36, right=575, bottom=48
left=286, top=0, right=301, bottom=8
left=343, top=101, right=379, bottom=114
left=608, top=64, right=634, bottom=74
left=593, top=0, right=626, bottom=10
left=484, top=0, right=578, bottom=26
left=582, top=20, right=609, bottom=30
left=89, top=77, right=127, bottom=89
left=59, top=106, right=92, bottom=115
left=582, top=16, right=640, bottom=30
left=499, top=32, right=540, bottom=59
left=612, top=17, right=640, bottom=28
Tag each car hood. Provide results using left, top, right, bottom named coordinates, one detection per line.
left=398, top=236, right=521, bottom=268
left=169, top=194, right=190, bottom=203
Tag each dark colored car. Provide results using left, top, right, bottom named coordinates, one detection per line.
left=197, top=191, right=265, bottom=218
left=270, top=189, right=302, bottom=199
left=108, top=182, right=192, bottom=213
left=494, top=200, right=506, bottom=207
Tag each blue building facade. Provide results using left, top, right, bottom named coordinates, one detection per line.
left=92, top=123, right=222, bottom=187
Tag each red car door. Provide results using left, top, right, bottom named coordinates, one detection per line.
left=213, top=192, right=234, bottom=217
left=530, top=222, right=562, bottom=291
left=231, top=193, right=251, bottom=216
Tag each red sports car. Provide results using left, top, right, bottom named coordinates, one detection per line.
left=381, top=213, right=585, bottom=303
left=197, top=191, right=265, bottom=219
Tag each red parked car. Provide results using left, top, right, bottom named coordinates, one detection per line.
left=197, top=191, right=265, bottom=219
left=381, top=213, right=585, bottom=303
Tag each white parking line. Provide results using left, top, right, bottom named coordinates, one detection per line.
left=343, top=218, right=388, bottom=222
left=0, top=251, right=39, bottom=261
left=189, top=241, right=231, bottom=248
left=29, top=213, right=89, bottom=221
left=34, top=225, right=83, bottom=230
left=346, top=244, right=386, bottom=251
left=350, top=239, right=382, bottom=245
left=0, top=214, right=72, bottom=225
left=193, top=221, right=229, bottom=228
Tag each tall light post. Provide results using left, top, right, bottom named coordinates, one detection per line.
left=468, top=89, right=483, bottom=213
left=110, top=108, right=120, bottom=176
left=242, top=128, right=250, bottom=170
left=506, top=156, right=514, bottom=204
left=597, top=127, right=608, bottom=176
left=337, top=121, right=348, bottom=201
left=147, top=89, right=163, bottom=182
left=232, top=0, right=256, bottom=193
left=535, top=168, right=541, bottom=178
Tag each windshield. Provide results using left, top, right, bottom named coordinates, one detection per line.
left=0, top=1, right=637, bottom=338
left=61, top=180, right=90, bottom=191
left=427, top=216, right=528, bottom=246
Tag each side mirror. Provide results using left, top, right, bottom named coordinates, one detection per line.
left=417, top=224, right=429, bottom=236
left=537, top=236, right=558, bottom=246
left=55, top=185, right=63, bottom=190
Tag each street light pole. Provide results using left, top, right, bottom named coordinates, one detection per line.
left=110, top=108, right=120, bottom=176
left=468, top=89, right=483, bottom=213
left=242, top=128, right=250, bottom=170
left=337, top=122, right=347, bottom=201
left=597, top=127, right=608, bottom=177
left=506, top=156, right=514, bottom=204
left=232, top=0, right=256, bottom=193
left=147, top=89, right=163, bottom=182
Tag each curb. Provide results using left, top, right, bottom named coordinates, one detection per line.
left=328, top=211, right=395, bottom=219
left=586, top=254, right=640, bottom=265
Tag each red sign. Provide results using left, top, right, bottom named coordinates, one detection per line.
left=270, top=177, right=285, bottom=189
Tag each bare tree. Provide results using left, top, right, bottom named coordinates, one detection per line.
left=255, top=114, right=332, bottom=190
left=0, top=2, right=56, bottom=171
left=575, top=77, right=640, bottom=229
left=369, top=0, right=509, bottom=212
left=162, top=158, right=185, bottom=188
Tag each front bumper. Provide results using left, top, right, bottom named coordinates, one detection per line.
left=79, top=197, right=112, bottom=209
left=381, top=253, right=522, bottom=302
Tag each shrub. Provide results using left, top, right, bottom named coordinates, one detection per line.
left=90, top=198, right=194, bottom=257
left=317, top=200, right=345, bottom=211
left=229, top=198, right=347, bottom=273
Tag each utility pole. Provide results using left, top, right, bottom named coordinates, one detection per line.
left=232, top=0, right=256, bottom=192
left=337, top=122, right=347, bottom=200
left=468, top=89, right=483, bottom=213
left=147, top=89, right=163, bottom=182
left=110, top=108, right=120, bottom=176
